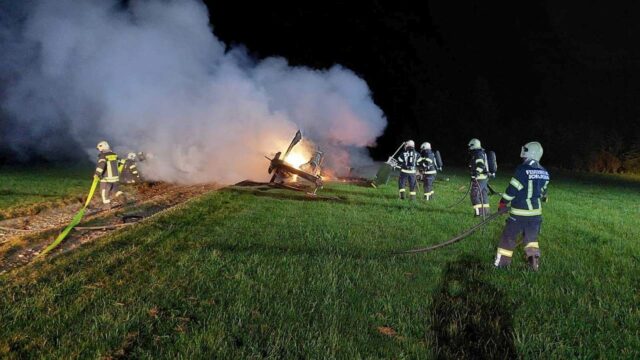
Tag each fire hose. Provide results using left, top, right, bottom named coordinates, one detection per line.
left=37, top=176, right=100, bottom=257
left=394, top=208, right=508, bottom=254
left=442, top=180, right=472, bottom=209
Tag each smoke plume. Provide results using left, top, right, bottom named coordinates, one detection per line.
left=0, top=0, right=386, bottom=183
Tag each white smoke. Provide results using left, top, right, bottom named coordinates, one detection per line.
left=0, top=0, right=386, bottom=183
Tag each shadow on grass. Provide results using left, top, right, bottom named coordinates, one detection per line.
left=430, top=256, right=517, bottom=359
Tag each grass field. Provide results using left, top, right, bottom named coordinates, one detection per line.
left=0, top=165, right=92, bottom=220
left=1, top=168, right=639, bottom=358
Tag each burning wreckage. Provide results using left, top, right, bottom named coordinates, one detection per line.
left=236, top=130, right=375, bottom=195
left=265, top=130, right=324, bottom=194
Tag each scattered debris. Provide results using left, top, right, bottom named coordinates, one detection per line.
left=377, top=326, right=398, bottom=337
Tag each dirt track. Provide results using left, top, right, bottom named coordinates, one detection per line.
left=0, top=182, right=217, bottom=274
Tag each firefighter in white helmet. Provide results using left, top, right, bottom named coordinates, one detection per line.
left=395, top=140, right=419, bottom=200
left=495, top=141, right=550, bottom=271
left=468, top=138, right=490, bottom=216
left=119, top=152, right=141, bottom=184
left=417, top=142, right=437, bottom=200
left=94, top=141, right=123, bottom=207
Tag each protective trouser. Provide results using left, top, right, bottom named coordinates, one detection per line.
left=423, top=174, right=435, bottom=200
left=398, top=171, right=417, bottom=200
left=470, top=178, right=490, bottom=216
left=494, top=215, right=542, bottom=267
left=99, top=182, right=123, bottom=204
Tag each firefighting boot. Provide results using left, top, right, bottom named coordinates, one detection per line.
left=494, top=248, right=513, bottom=268
left=527, top=255, right=540, bottom=272
left=409, top=193, right=416, bottom=201
left=399, top=191, right=406, bottom=200
left=480, top=207, right=489, bottom=217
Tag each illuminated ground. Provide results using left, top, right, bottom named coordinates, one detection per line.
left=0, top=168, right=639, bottom=358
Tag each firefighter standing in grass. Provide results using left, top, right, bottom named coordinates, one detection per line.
left=495, top=141, right=550, bottom=271
left=417, top=142, right=437, bottom=200
left=94, top=141, right=123, bottom=208
left=468, top=138, right=490, bottom=216
left=396, top=140, right=419, bottom=200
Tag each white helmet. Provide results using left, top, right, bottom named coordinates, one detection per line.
left=520, top=141, right=543, bottom=161
left=405, top=140, right=415, bottom=149
left=420, top=142, right=431, bottom=150
left=96, top=141, right=110, bottom=152
left=468, top=138, right=481, bottom=150
left=127, top=152, right=136, bottom=160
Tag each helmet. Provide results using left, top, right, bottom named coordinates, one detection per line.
left=96, top=141, right=110, bottom=152
left=127, top=152, right=136, bottom=160
left=468, top=138, right=481, bottom=150
left=405, top=140, right=415, bottom=149
left=520, top=141, right=543, bottom=161
left=420, top=142, right=431, bottom=150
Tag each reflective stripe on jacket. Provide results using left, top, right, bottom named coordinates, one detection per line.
left=502, top=159, right=550, bottom=216
left=95, top=151, right=120, bottom=183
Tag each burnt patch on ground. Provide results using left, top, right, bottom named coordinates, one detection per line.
left=430, top=256, right=517, bottom=359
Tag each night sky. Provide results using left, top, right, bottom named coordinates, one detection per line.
left=1, top=1, right=639, bottom=171
left=206, top=0, right=640, bottom=169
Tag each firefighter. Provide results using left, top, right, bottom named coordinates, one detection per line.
left=396, top=140, right=419, bottom=200
left=468, top=138, right=490, bottom=216
left=94, top=141, right=123, bottom=207
left=417, top=142, right=437, bottom=200
left=494, top=141, right=550, bottom=271
left=119, top=152, right=141, bottom=184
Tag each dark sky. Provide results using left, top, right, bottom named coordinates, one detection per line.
left=1, top=0, right=639, bottom=169
left=205, top=0, right=640, bottom=168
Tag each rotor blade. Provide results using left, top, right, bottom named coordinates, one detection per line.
left=283, top=130, right=303, bottom=159
left=390, top=142, right=405, bottom=159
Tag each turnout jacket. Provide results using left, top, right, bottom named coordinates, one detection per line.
left=95, top=151, right=120, bottom=183
left=119, top=159, right=141, bottom=184
left=502, top=159, right=550, bottom=216
left=396, top=148, right=420, bottom=174
left=418, top=149, right=437, bottom=175
left=469, top=149, right=488, bottom=180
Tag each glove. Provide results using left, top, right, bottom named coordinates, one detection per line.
left=541, top=195, right=548, bottom=203
left=498, top=199, right=508, bottom=213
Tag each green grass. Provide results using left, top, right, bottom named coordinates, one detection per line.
left=1, top=169, right=639, bottom=358
left=0, top=165, right=93, bottom=219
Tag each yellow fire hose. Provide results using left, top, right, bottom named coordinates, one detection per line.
left=37, top=176, right=100, bottom=257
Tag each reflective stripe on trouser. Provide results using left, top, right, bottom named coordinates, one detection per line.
left=422, top=174, right=435, bottom=199
left=494, top=247, right=513, bottom=267
left=471, top=179, right=489, bottom=214
left=99, top=182, right=120, bottom=204
left=497, top=215, right=542, bottom=258
left=398, top=172, right=417, bottom=193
